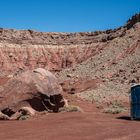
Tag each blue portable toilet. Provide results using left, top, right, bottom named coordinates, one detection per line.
left=130, top=84, right=140, bottom=120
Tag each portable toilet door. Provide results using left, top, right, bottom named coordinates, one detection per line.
left=131, top=84, right=140, bottom=120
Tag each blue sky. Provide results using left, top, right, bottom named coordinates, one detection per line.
left=0, top=0, right=140, bottom=32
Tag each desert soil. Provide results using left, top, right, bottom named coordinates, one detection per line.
left=0, top=98, right=139, bottom=140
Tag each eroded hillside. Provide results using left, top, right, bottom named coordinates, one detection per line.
left=0, top=13, right=140, bottom=112
left=0, top=14, right=139, bottom=72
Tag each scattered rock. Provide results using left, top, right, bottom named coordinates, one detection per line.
left=67, top=74, right=73, bottom=78
left=0, top=112, right=10, bottom=120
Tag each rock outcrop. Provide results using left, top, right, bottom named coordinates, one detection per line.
left=0, top=13, right=139, bottom=73
left=125, top=13, right=140, bottom=29
left=0, top=42, right=106, bottom=73
left=0, top=68, right=65, bottom=119
left=0, top=13, right=140, bottom=111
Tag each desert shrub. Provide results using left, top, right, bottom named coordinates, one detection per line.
left=59, top=105, right=83, bottom=112
left=103, top=107, right=126, bottom=114
left=17, top=115, right=30, bottom=120
left=103, top=101, right=127, bottom=114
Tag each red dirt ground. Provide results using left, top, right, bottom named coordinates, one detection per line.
left=0, top=77, right=139, bottom=140
left=0, top=111, right=140, bottom=140
left=0, top=96, right=140, bottom=140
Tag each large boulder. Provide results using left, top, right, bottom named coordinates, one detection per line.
left=0, top=68, right=65, bottom=117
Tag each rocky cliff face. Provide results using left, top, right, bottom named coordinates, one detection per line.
left=0, top=42, right=107, bottom=73
left=0, top=13, right=139, bottom=75
left=0, top=13, right=140, bottom=46
left=0, top=13, right=140, bottom=110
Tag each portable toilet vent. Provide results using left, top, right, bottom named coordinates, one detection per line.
left=130, top=84, right=140, bottom=120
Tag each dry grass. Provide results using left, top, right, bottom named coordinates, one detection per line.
left=17, top=115, right=30, bottom=120
left=59, top=105, right=83, bottom=112
left=103, top=101, right=127, bottom=114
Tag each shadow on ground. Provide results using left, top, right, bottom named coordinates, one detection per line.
left=117, top=116, right=131, bottom=120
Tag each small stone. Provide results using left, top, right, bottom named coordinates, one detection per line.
left=9, top=53, right=13, bottom=57
left=67, top=74, right=73, bottom=78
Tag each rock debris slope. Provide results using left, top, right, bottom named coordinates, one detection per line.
left=0, top=13, right=140, bottom=110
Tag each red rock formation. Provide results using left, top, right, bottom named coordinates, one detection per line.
left=0, top=13, right=139, bottom=115
left=0, top=68, right=65, bottom=116
left=0, top=13, right=139, bottom=75
left=0, top=43, right=106, bottom=73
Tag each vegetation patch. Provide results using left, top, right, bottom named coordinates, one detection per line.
left=17, top=115, right=30, bottom=120
left=59, top=105, right=83, bottom=112
left=103, top=101, right=127, bottom=114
